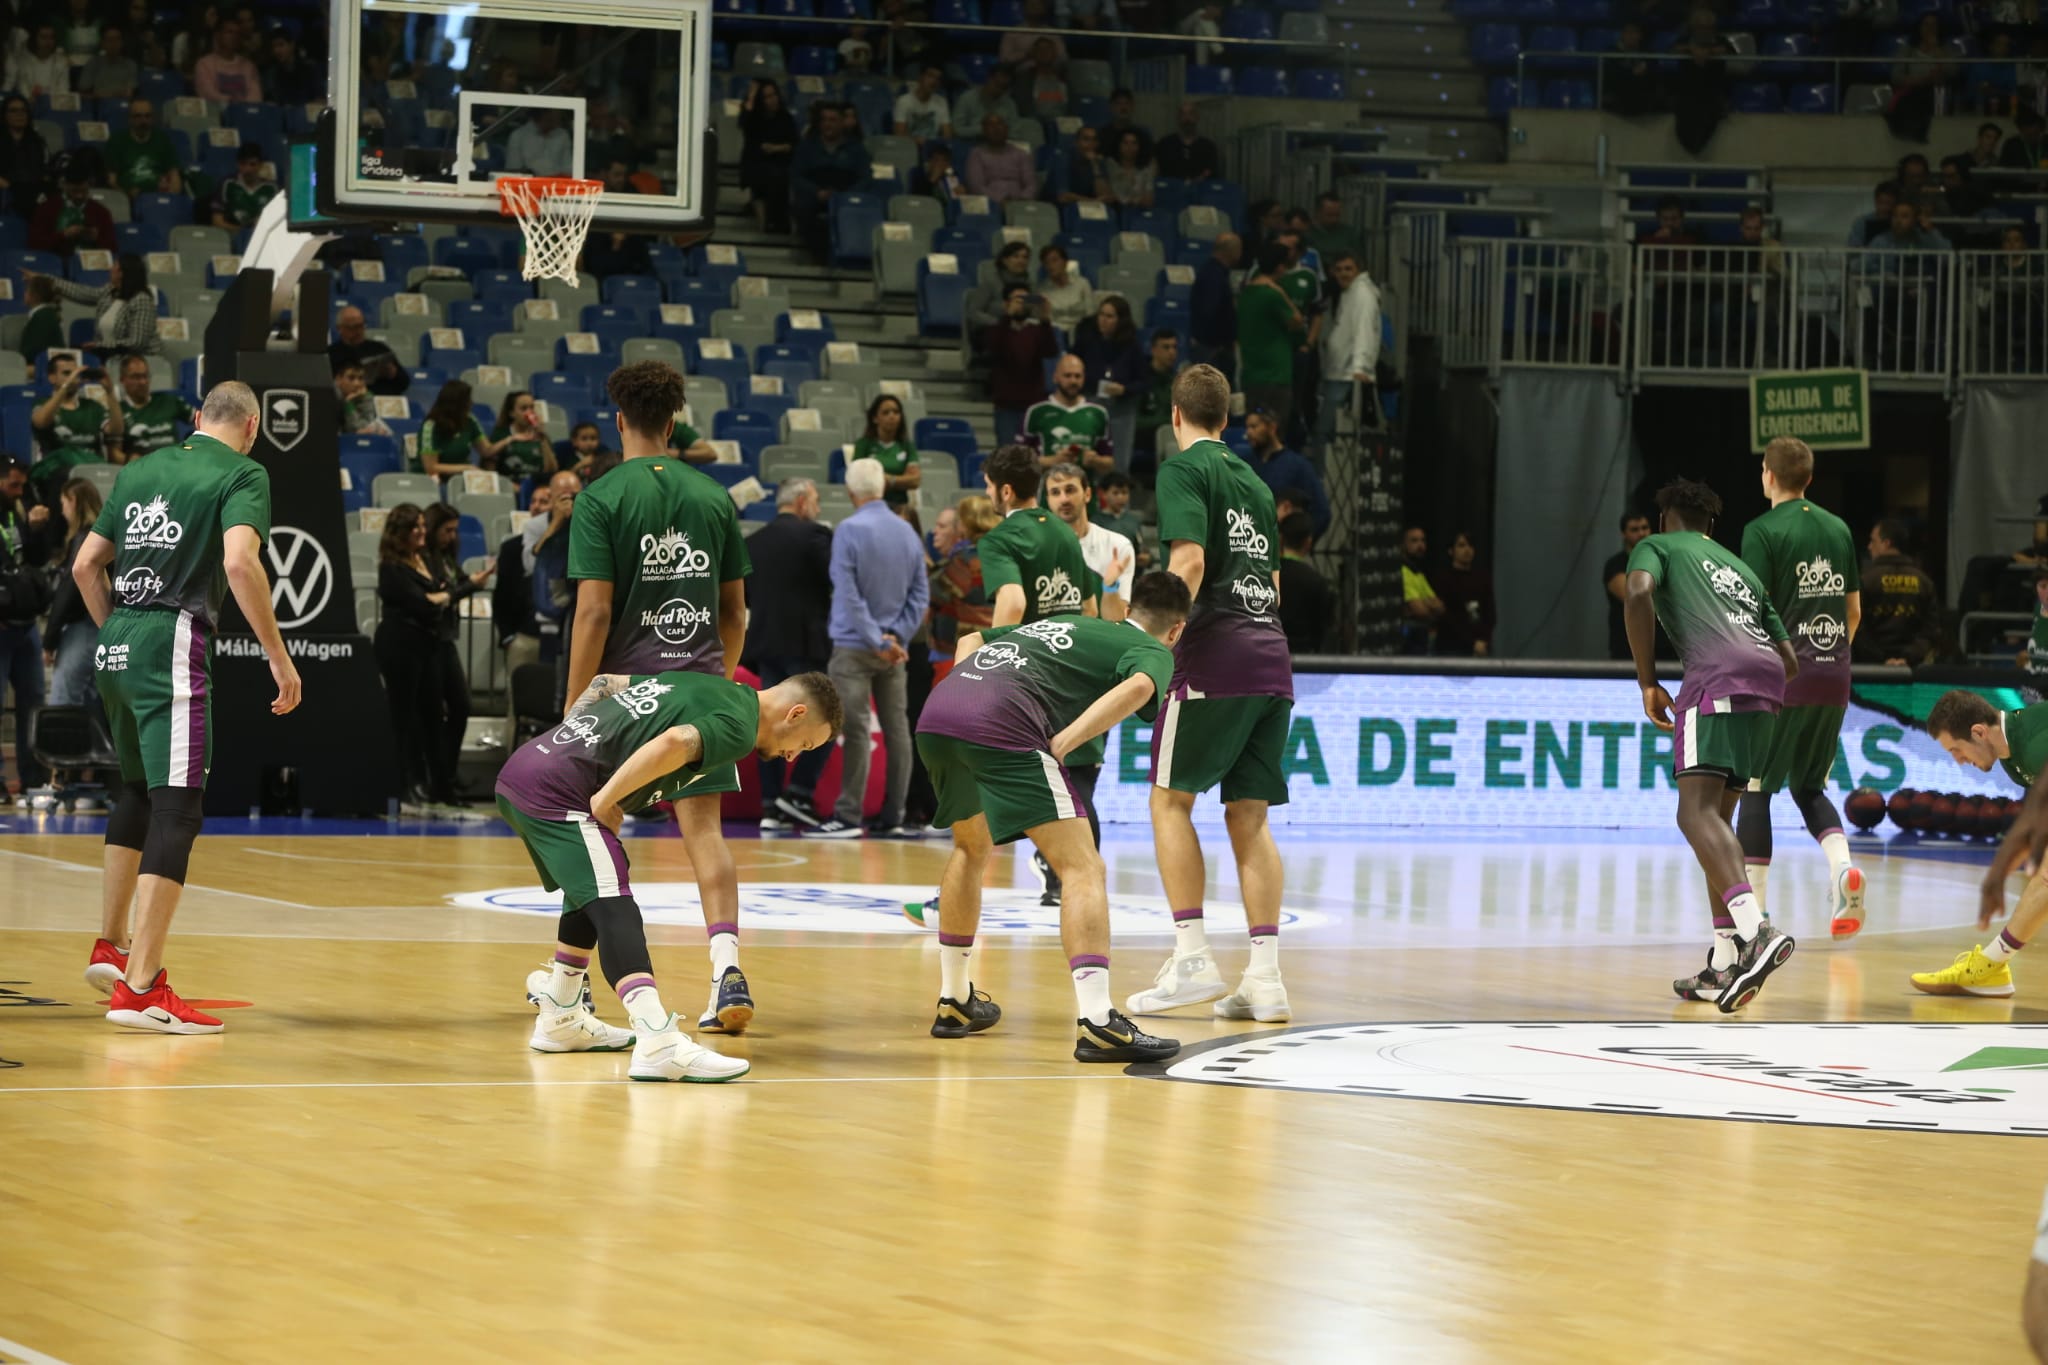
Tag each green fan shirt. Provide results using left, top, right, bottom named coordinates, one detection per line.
left=417, top=415, right=483, bottom=474
left=121, top=391, right=194, bottom=458
left=490, top=423, right=552, bottom=483
left=31, top=398, right=109, bottom=485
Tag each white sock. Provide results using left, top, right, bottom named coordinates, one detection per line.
left=544, top=961, right=588, bottom=1012
left=1174, top=915, right=1208, bottom=956
left=621, top=983, right=670, bottom=1034
left=1988, top=933, right=2023, bottom=963
left=1248, top=932, right=1279, bottom=973
left=1819, top=832, right=1853, bottom=884
left=940, top=944, right=973, bottom=1002
left=1745, top=864, right=1770, bottom=916
left=1072, top=963, right=1112, bottom=1025
left=1711, top=931, right=1738, bottom=970
left=1725, top=890, right=1765, bottom=939
left=709, top=930, right=740, bottom=977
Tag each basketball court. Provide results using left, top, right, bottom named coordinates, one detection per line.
left=2, top=822, right=2040, bottom=1361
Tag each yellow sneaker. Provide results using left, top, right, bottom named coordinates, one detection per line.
left=1910, top=946, right=2016, bottom=998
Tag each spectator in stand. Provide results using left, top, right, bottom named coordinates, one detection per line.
left=1238, top=241, right=1307, bottom=433
left=838, top=29, right=874, bottom=74
left=1131, top=328, right=1179, bottom=471
left=982, top=283, right=1058, bottom=445
left=1433, top=531, right=1496, bottom=657
left=417, top=380, right=512, bottom=477
left=965, top=113, right=1035, bottom=204
left=491, top=391, right=556, bottom=484
left=211, top=143, right=277, bottom=229
left=1308, top=193, right=1367, bottom=273
left=1319, top=252, right=1380, bottom=452
left=1671, top=8, right=1731, bottom=156
left=1091, top=469, right=1147, bottom=566
left=16, top=274, right=60, bottom=360
left=910, top=142, right=966, bottom=207
left=1975, top=31, right=2021, bottom=115
left=966, top=239, right=1036, bottom=341
left=739, top=78, right=797, bottom=234
left=789, top=102, right=871, bottom=262
left=5, top=24, right=67, bottom=101
left=1244, top=406, right=1329, bottom=535
left=111, top=355, right=187, bottom=460
left=105, top=100, right=181, bottom=199
left=1037, top=243, right=1094, bottom=331
left=583, top=94, right=642, bottom=171
left=1606, top=21, right=1660, bottom=116
left=1966, top=121, right=2004, bottom=170
left=42, top=475, right=105, bottom=713
left=953, top=66, right=1019, bottom=133
left=374, top=504, right=464, bottom=806
left=170, top=6, right=217, bottom=74
left=0, top=457, right=52, bottom=798
left=1072, top=294, right=1146, bottom=466
left=1190, top=230, right=1240, bottom=373
left=565, top=422, right=614, bottom=480
left=1603, top=509, right=1652, bottom=660
left=29, top=353, right=121, bottom=492
left=29, top=167, right=116, bottom=259
left=1644, top=195, right=1699, bottom=246
left=1400, top=525, right=1444, bottom=654
left=521, top=469, right=580, bottom=579
left=1276, top=512, right=1332, bottom=654
left=1935, top=155, right=1993, bottom=218
left=1098, top=90, right=1153, bottom=165
left=1856, top=519, right=1943, bottom=665
left=582, top=166, right=654, bottom=279
left=192, top=18, right=262, bottom=102
left=1060, top=0, right=1120, bottom=28
left=1887, top=15, right=1954, bottom=144
left=1866, top=198, right=1952, bottom=264
left=1848, top=181, right=1900, bottom=247
left=744, top=477, right=836, bottom=832
left=263, top=28, right=323, bottom=105
left=79, top=26, right=137, bottom=99
left=1002, top=0, right=1066, bottom=67
left=492, top=480, right=547, bottom=715
left=1057, top=124, right=1108, bottom=205
left=0, top=97, right=48, bottom=217
left=506, top=108, right=574, bottom=176
left=1099, top=129, right=1156, bottom=210
left=1180, top=0, right=1224, bottom=61
left=2004, top=108, right=2048, bottom=169
left=893, top=64, right=953, bottom=142
left=817, top=457, right=929, bottom=839
left=664, top=408, right=719, bottom=464
left=854, top=392, right=921, bottom=509
left=329, top=306, right=409, bottom=396
left=1896, top=152, right=1932, bottom=202
left=334, top=362, right=391, bottom=437
left=34, top=255, right=159, bottom=360
left=1155, top=101, right=1217, bottom=181
left=1021, top=38, right=1069, bottom=119
left=1023, top=352, right=1115, bottom=475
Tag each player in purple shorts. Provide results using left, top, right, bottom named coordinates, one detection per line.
left=1625, top=478, right=1800, bottom=1012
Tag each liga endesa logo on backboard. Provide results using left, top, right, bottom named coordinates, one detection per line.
left=1145, top=1022, right=2048, bottom=1136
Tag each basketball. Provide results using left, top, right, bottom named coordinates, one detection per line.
left=1887, top=787, right=1917, bottom=829
left=1845, top=787, right=1886, bottom=831
left=1955, top=796, right=1983, bottom=839
left=1909, top=789, right=1937, bottom=831
left=1928, top=793, right=1958, bottom=837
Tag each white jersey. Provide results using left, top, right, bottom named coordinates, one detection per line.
left=1074, top=520, right=1136, bottom=603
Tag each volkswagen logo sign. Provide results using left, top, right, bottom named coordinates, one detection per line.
left=266, top=526, right=334, bottom=630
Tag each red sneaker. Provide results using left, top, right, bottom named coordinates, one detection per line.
left=106, top=972, right=224, bottom=1034
left=84, top=938, right=130, bottom=996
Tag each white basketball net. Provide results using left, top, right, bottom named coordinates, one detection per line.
left=500, top=178, right=604, bottom=287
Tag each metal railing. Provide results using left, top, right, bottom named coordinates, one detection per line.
left=1509, top=49, right=2043, bottom=118
left=1957, top=250, right=2048, bottom=379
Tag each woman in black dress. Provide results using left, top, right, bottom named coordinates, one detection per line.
left=739, top=78, right=798, bottom=234
left=0, top=96, right=48, bottom=218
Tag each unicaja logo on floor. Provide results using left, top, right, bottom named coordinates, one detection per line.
left=1146, top=1021, right=2048, bottom=1136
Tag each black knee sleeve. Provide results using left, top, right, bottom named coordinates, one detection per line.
left=581, top=895, right=653, bottom=987
left=105, top=781, right=151, bottom=852
left=138, top=787, right=204, bottom=883
left=1735, top=790, right=1774, bottom=862
left=1071, top=765, right=1102, bottom=849
left=1793, top=787, right=1844, bottom=841
left=556, top=907, right=599, bottom=952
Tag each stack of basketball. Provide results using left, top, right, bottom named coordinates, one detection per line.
left=1846, top=786, right=2017, bottom=839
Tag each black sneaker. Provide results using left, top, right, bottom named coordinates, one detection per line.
left=930, top=987, right=1002, bottom=1038
left=1672, top=949, right=1733, bottom=1003
left=1074, top=1010, right=1179, bottom=1063
left=773, top=794, right=823, bottom=829
left=805, top=818, right=864, bottom=839
left=698, top=965, right=756, bottom=1033
left=1716, top=923, right=1796, bottom=1014
left=1033, top=850, right=1062, bottom=906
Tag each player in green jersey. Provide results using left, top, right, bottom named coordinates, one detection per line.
left=499, top=670, right=839, bottom=1080
left=1626, top=479, right=1800, bottom=1013
left=1735, top=438, right=1867, bottom=939
left=559, top=361, right=760, bottom=1035
left=1912, top=691, right=2048, bottom=997
left=116, top=354, right=193, bottom=459
left=72, top=381, right=302, bottom=1034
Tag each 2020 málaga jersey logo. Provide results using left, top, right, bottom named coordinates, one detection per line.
left=1034, top=567, right=1083, bottom=615
left=1795, top=555, right=1847, bottom=598
left=1147, top=1021, right=2048, bottom=1136
left=1699, top=557, right=1771, bottom=643
left=1015, top=620, right=1075, bottom=650
left=1226, top=508, right=1268, bottom=559
left=639, top=528, right=712, bottom=582
left=609, top=678, right=673, bottom=716
left=122, top=496, right=183, bottom=549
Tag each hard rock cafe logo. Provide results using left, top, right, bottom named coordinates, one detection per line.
left=1799, top=613, right=1846, bottom=654
left=969, top=640, right=1029, bottom=672
left=549, top=713, right=603, bottom=749
left=112, top=565, right=164, bottom=604
left=640, top=598, right=713, bottom=646
left=1231, top=574, right=1278, bottom=614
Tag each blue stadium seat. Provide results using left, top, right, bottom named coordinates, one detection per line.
left=743, top=391, right=796, bottom=422
left=582, top=303, right=651, bottom=333
left=457, top=514, right=487, bottom=563
left=932, top=227, right=991, bottom=272
left=557, top=353, right=615, bottom=388
left=669, top=278, right=728, bottom=310
left=1222, top=7, right=1274, bottom=39
left=602, top=276, right=663, bottom=308
left=340, top=437, right=403, bottom=492
left=473, top=270, right=531, bottom=304
left=914, top=417, right=977, bottom=463
left=133, top=192, right=190, bottom=241
left=1729, top=81, right=1783, bottom=112
left=115, top=222, right=161, bottom=254
left=1450, top=0, right=1515, bottom=18
left=756, top=343, right=819, bottom=379
left=1785, top=81, right=1836, bottom=113
left=1734, top=0, right=1783, bottom=26
left=1469, top=24, right=1524, bottom=69
left=1527, top=25, right=1581, bottom=70
left=788, top=44, right=838, bottom=75
left=776, top=311, right=835, bottom=344
left=1122, top=206, right=1174, bottom=240
left=1488, top=76, right=1522, bottom=117
left=1541, top=78, right=1597, bottom=108
left=1296, top=69, right=1347, bottom=100
left=695, top=354, right=752, bottom=394
left=1557, top=0, right=1610, bottom=17
left=375, top=234, right=431, bottom=280
left=713, top=408, right=778, bottom=455
left=829, top=193, right=887, bottom=267
left=530, top=372, right=594, bottom=406
left=445, top=301, right=512, bottom=337
left=932, top=0, right=981, bottom=21
left=916, top=260, right=969, bottom=335
left=1145, top=297, right=1190, bottom=331
left=700, top=461, right=763, bottom=487
left=1508, top=0, right=1556, bottom=15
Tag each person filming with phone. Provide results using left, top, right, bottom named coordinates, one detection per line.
left=29, top=351, right=124, bottom=494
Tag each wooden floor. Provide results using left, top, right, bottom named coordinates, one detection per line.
left=1, top=823, right=2043, bottom=1363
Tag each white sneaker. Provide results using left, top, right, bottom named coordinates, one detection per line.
left=529, top=1007, right=636, bottom=1053
left=1124, top=949, right=1229, bottom=1015
left=628, top=1014, right=751, bottom=1082
left=525, top=965, right=593, bottom=1012
left=1214, top=970, right=1292, bottom=1023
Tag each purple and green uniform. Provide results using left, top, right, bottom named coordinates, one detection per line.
left=918, top=616, right=1174, bottom=843
left=1149, top=438, right=1294, bottom=804
left=1740, top=498, right=1861, bottom=794
left=568, top=456, right=751, bottom=795
left=1997, top=702, right=2048, bottom=789
left=495, top=673, right=759, bottom=908
left=90, top=432, right=271, bottom=790
left=1627, top=530, right=1789, bottom=786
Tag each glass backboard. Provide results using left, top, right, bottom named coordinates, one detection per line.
left=319, top=0, right=712, bottom=231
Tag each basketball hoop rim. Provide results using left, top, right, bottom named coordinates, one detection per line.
left=495, top=176, right=606, bottom=217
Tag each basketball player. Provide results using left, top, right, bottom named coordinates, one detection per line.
left=1625, top=478, right=1800, bottom=1012
left=499, top=670, right=839, bottom=1080
left=74, top=381, right=303, bottom=1033
left=1910, top=690, right=2048, bottom=996
left=916, top=572, right=1190, bottom=1062
left=1041, top=461, right=1132, bottom=881
left=556, top=361, right=756, bottom=1034
left=1735, top=437, right=1867, bottom=938
left=1127, top=364, right=1296, bottom=1024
